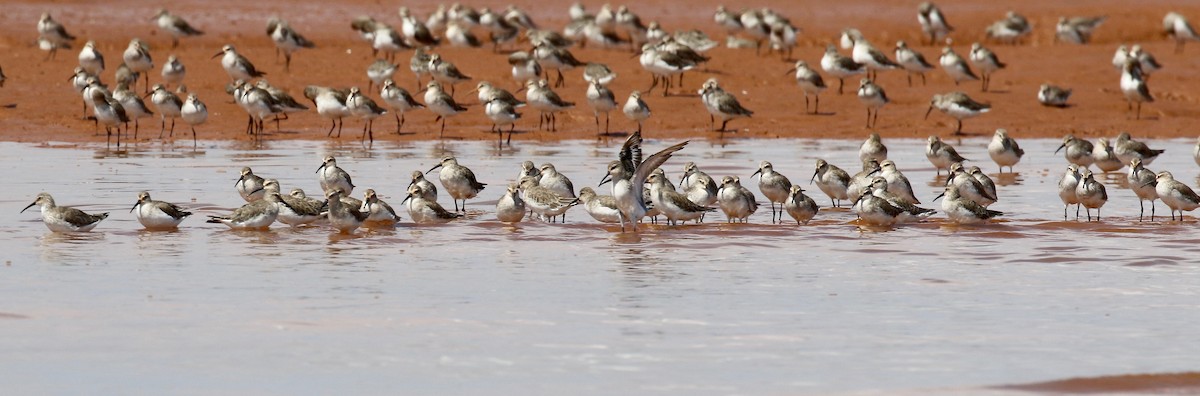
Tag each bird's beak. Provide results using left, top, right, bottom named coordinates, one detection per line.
left=782, top=67, right=795, bottom=76
left=407, top=180, right=416, bottom=188
left=599, top=174, right=612, bottom=186
left=315, top=163, right=325, bottom=173
left=21, top=202, right=36, bottom=213
left=809, top=169, right=819, bottom=184
left=468, top=87, right=479, bottom=94
left=1054, top=144, right=1066, bottom=154
left=1142, top=181, right=1156, bottom=188
left=867, top=168, right=880, bottom=177
left=235, top=175, right=244, bottom=186
left=211, top=52, right=224, bottom=59
left=426, top=164, right=442, bottom=174
left=932, top=191, right=946, bottom=201
left=401, top=195, right=411, bottom=205
left=924, top=105, right=934, bottom=120
left=751, top=169, right=762, bottom=178
left=130, top=202, right=139, bottom=213
left=515, top=85, right=526, bottom=93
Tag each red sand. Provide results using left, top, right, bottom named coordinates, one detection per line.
left=1, top=0, right=1199, bottom=144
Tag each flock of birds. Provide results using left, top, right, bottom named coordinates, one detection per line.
left=14, top=4, right=1200, bottom=233
left=20, top=4, right=1200, bottom=147
left=20, top=129, right=1200, bottom=235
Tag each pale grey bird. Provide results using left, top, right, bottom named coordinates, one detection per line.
left=21, top=193, right=107, bottom=233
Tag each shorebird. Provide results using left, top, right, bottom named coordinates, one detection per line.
left=752, top=161, right=793, bottom=223
left=583, top=63, right=616, bottom=86
left=586, top=80, right=616, bottom=135
left=1120, top=60, right=1153, bottom=120
left=717, top=176, right=758, bottom=223
left=925, top=92, right=990, bottom=135
left=968, top=166, right=998, bottom=204
left=518, top=176, right=578, bottom=223
left=851, top=186, right=930, bottom=227
left=926, top=136, right=968, bottom=176
left=783, top=186, right=818, bottom=225
left=1113, top=132, right=1164, bottom=166
left=843, top=29, right=900, bottom=80
left=894, top=41, right=934, bottom=86
left=423, top=81, right=467, bottom=138
left=847, top=159, right=883, bottom=204
left=113, top=83, right=154, bottom=138
left=1038, top=84, right=1072, bottom=107
left=496, top=183, right=527, bottom=223
left=638, top=42, right=703, bottom=97
left=233, top=81, right=283, bottom=138
left=1164, top=12, right=1199, bottom=53
left=350, top=16, right=381, bottom=44
left=262, top=180, right=325, bottom=227
left=1112, top=45, right=1131, bottom=71
left=37, top=13, right=76, bottom=60
left=987, top=129, right=1024, bottom=173
left=317, top=155, right=354, bottom=195
left=372, top=25, right=410, bottom=62
left=524, top=79, right=573, bottom=132
left=1091, top=138, right=1123, bottom=173
left=507, top=51, right=542, bottom=86
left=323, top=189, right=368, bottom=233
left=940, top=185, right=1002, bottom=225
left=409, top=170, right=438, bottom=201
left=159, top=55, right=185, bottom=88
left=788, top=60, right=826, bottom=114
left=879, top=160, right=919, bottom=205
left=939, top=46, right=979, bottom=86
left=303, top=86, right=349, bottom=138
left=622, top=91, right=651, bottom=133
left=428, top=54, right=472, bottom=95
left=1128, top=158, right=1158, bottom=221
left=130, top=191, right=191, bottom=230
left=811, top=159, right=852, bottom=207
left=214, top=45, right=266, bottom=81
left=149, top=84, right=182, bottom=138
left=1055, top=134, right=1095, bottom=168
left=428, top=156, right=487, bottom=212
left=266, top=17, right=315, bottom=72
left=78, top=41, right=104, bottom=75
left=918, top=2, right=953, bottom=45
left=398, top=7, right=441, bottom=47
left=91, top=88, right=129, bottom=147
left=532, top=42, right=584, bottom=88
left=985, top=11, right=1031, bottom=44
left=122, top=39, right=154, bottom=93
left=346, top=87, right=388, bottom=143
left=699, top=79, right=753, bottom=132
left=484, top=94, right=521, bottom=143
left=860, top=133, right=888, bottom=162
left=539, top=163, right=576, bottom=201
left=1056, top=16, right=1106, bottom=44
left=870, top=176, right=936, bottom=217
left=206, top=192, right=283, bottom=230
left=969, top=43, right=1005, bottom=92
left=22, top=193, right=108, bottom=232
left=410, top=47, right=433, bottom=89
left=235, top=167, right=266, bottom=202
left=366, top=59, right=397, bottom=92
left=472, top=81, right=522, bottom=107
left=379, top=79, right=424, bottom=134
left=680, top=162, right=719, bottom=212
left=1075, top=170, right=1107, bottom=221
left=1155, top=171, right=1200, bottom=221
left=646, top=172, right=714, bottom=225
left=173, top=93, right=205, bottom=146
left=446, top=21, right=481, bottom=48
left=1130, top=45, right=1162, bottom=77
left=821, top=44, right=865, bottom=95
left=944, top=163, right=996, bottom=207
left=153, top=9, right=203, bottom=49
left=1058, top=164, right=1082, bottom=219
left=481, top=9, right=520, bottom=51
left=714, top=6, right=743, bottom=39
left=577, top=187, right=622, bottom=223
left=857, top=79, right=888, bottom=129
left=403, top=184, right=463, bottom=224
left=599, top=132, right=689, bottom=232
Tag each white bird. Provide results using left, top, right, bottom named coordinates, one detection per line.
left=38, top=13, right=76, bottom=60
left=1075, top=169, right=1107, bottom=221
left=925, top=92, right=990, bottom=135
left=1155, top=171, right=1200, bottom=221
left=1128, top=158, right=1158, bottom=221
left=267, top=17, right=315, bottom=72
left=380, top=79, right=424, bottom=134
left=789, top=60, right=827, bottom=114
left=78, top=41, right=104, bottom=75
left=122, top=39, right=154, bottom=93
left=1058, top=164, right=1082, bottom=219
left=153, top=9, right=204, bottom=49
left=22, top=192, right=108, bottom=232
left=969, top=42, right=1005, bottom=92
left=317, top=155, right=355, bottom=196
left=423, top=81, right=467, bottom=138
left=895, top=40, right=934, bottom=86
left=622, top=91, right=651, bottom=133
left=917, top=2, right=954, bottom=45
left=599, top=131, right=689, bottom=232
left=131, top=191, right=192, bottom=230
left=427, top=156, right=487, bottom=212
left=213, top=44, right=266, bottom=81
left=1120, top=60, right=1153, bottom=120
left=939, top=46, right=979, bottom=86
left=1164, top=12, right=1199, bottom=53
left=496, top=184, right=527, bottom=224
left=987, top=129, right=1024, bottom=173
left=821, top=44, right=865, bottom=95
left=304, top=86, right=350, bottom=138
left=586, top=80, right=616, bottom=135
left=857, top=79, right=888, bottom=129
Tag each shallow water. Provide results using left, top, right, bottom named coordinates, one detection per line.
left=2, top=137, right=1199, bottom=395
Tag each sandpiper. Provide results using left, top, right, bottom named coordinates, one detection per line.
left=149, top=84, right=182, bottom=138
left=1091, top=138, right=1123, bottom=173
left=518, top=176, right=578, bottom=223
left=206, top=193, right=282, bottom=230
left=1113, top=132, right=1164, bottom=166
left=428, top=54, right=472, bottom=95
left=379, top=79, right=424, bottom=134
left=681, top=162, right=719, bottom=211
left=398, top=7, right=440, bottom=47
left=346, top=87, right=388, bottom=143
left=852, top=186, right=931, bottom=227
left=821, top=44, right=865, bottom=95
left=1038, top=84, right=1072, bottom=107
left=317, top=156, right=354, bottom=195
left=1164, top=12, right=1199, bottom=53
left=943, top=163, right=996, bottom=207
left=507, top=51, right=542, bottom=85
left=699, top=79, right=753, bottom=132
left=879, top=160, right=919, bottom=205
left=622, top=91, right=651, bottom=133
left=783, top=186, right=818, bottom=225
left=484, top=94, right=521, bottom=143
left=1056, top=16, right=1105, bottom=44
left=599, top=132, right=689, bottom=232
left=37, top=13, right=76, bottom=60
left=1058, top=164, right=1082, bottom=219
left=91, top=88, right=129, bottom=147
left=788, top=60, right=827, bottom=114
left=857, top=79, right=888, bottom=129
left=1128, top=158, right=1158, bottom=221
left=860, top=133, right=888, bottom=162
left=366, top=59, right=398, bottom=92
left=577, top=186, right=622, bottom=223
left=1075, top=169, right=1107, bottom=221
left=847, top=159, right=882, bottom=204
left=926, top=136, right=968, bottom=176
left=714, top=6, right=744, bottom=38
left=752, top=161, right=793, bottom=223
left=524, top=79, right=573, bottom=132
left=473, top=81, right=523, bottom=107
left=235, top=167, right=266, bottom=202
left=870, top=177, right=936, bottom=217
left=895, top=41, right=934, bottom=86
left=423, top=81, right=467, bottom=138
left=926, top=92, right=990, bottom=135
left=410, top=47, right=433, bottom=89
left=323, top=189, right=368, bottom=233
left=538, top=163, right=575, bottom=200
left=403, top=184, right=461, bottom=224
left=986, top=129, right=1024, bottom=173
left=1130, top=45, right=1162, bottom=77
left=1053, top=134, right=1093, bottom=168
left=267, top=17, right=315, bottom=72
left=586, top=80, right=616, bottom=135
left=985, top=11, right=1031, bottom=44
left=122, top=39, right=154, bottom=92
left=811, top=159, right=852, bottom=207
left=428, top=156, right=487, bottom=212
left=153, top=9, right=203, bottom=49
left=1119, top=61, right=1152, bottom=120
left=179, top=93, right=206, bottom=147
left=646, top=172, right=714, bottom=225
left=638, top=42, right=703, bottom=97
left=262, top=180, right=325, bottom=227
left=350, top=16, right=380, bottom=44
left=940, top=185, right=1002, bottom=225
left=969, top=43, right=1005, bottom=92
left=717, top=176, right=758, bottom=223
left=233, top=81, right=283, bottom=138
left=843, top=29, right=900, bottom=81
left=113, top=82, right=154, bottom=138
left=496, top=183, right=527, bottom=223
left=968, top=166, right=998, bottom=204
left=918, top=2, right=953, bottom=45
left=1154, top=171, right=1200, bottom=220
left=303, top=86, right=350, bottom=138
left=372, top=25, right=410, bottom=62
left=22, top=193, right=108, bottom=232
left=583, top=63, right=616, bottom=86
left=409, top=170, right=438, bottom=201
left=78, top=41, right=105, bottom=75
left=159, top=55, right=185, bottom=88
left=131, top=191, right=191, bottom=230
left=939, top=46, right=979, bottom=86
left=532, top=42, right=584, bottom=88
left=214, top=45, right=266, bottom=82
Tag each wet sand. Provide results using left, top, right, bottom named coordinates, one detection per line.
left=2, top=1, right=1200, bottom=144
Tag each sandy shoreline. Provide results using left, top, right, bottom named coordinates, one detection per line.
left=1, top=0, right=1199, bottom=144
